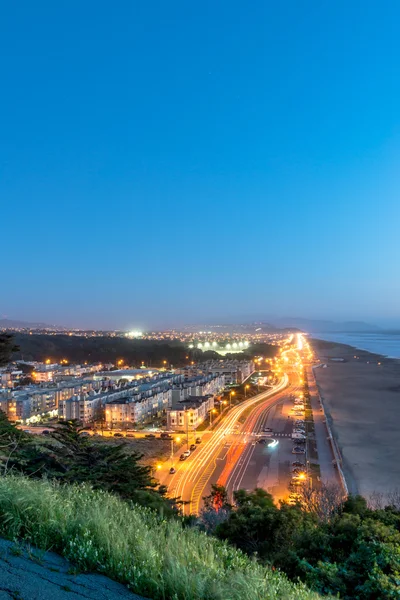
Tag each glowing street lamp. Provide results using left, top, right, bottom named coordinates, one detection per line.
left=245, top=384, right=250, bottom=398
left=210, top=408, right=217, bottom=427
left=170, top=436, right=181, bottom=466
left=230, top=390, right=235, bottom=407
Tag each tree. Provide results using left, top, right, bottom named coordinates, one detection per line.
left=0, top=334, right=18, bottom=367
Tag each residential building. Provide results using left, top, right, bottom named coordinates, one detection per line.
left=167, top=395, right=215, bottom=432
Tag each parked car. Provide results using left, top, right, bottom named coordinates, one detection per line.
left=190, top=444, right=197, bottom=451
left=22, top=429, right=31, bottom=434
left=179, top=454, right=187, bottom=461
left=292, top=446, right=306, bottom=454
left=114, top=432, right=123, bottom=437
left=126, top=433, right=135, bottom=438
left=258, top=438, right=267, bottom=444
left=183, top=450, right=191, bottom=457
left=263, top=427, right=273, bottom=432
left=169, top=467, right=176, bottom=474
left=42, top=430, right=50, bottom=435
left=195, top=437, right=202, bottom=444
left=160, top=433, right=172, bottom=439
left=145, top=434, right=156, bottom=438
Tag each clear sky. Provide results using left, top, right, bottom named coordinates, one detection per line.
left=2, top=1, right=400, bottom=329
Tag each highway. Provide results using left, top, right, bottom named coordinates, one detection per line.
left=165, top=374, right=289, bottom=514
left=221, top=376, right=302, bottom=502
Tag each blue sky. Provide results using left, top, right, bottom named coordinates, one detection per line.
left=1, top=1, right=400, bottom=329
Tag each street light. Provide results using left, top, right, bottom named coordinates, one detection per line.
left=170, top=436, right=181, bottom=465
left=210, top=408, right=217, bottom=427
left=245, top=384, right=250, bottom=398
left=230, top=391, right=235, bottom=407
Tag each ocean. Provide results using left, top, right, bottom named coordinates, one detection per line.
left=312, top=332, right=400, bottom=359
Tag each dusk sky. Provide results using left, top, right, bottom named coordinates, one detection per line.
left=2, top=1, right=400, bottom=329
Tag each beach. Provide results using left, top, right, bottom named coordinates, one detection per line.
left=311, top=339, right=400, bottom=497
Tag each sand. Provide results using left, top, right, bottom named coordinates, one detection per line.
left=311, top=339, right=400, bottom=497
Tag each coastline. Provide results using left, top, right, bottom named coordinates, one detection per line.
left=311, top=338, right=400, bottom=497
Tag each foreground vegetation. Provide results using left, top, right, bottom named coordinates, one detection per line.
left=199, top=486, right=400, bottom=600
left=0, top=476, right=321, bottom=600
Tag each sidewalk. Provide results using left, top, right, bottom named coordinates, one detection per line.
left=307, top=366, right=339, bottom=485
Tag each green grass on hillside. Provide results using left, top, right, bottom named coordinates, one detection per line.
left=0, top=476, right=323, bottom=600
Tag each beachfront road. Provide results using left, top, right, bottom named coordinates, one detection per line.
left=165, top=375, right=290, bottom=514
left=222, top=373, right=303, bottom=502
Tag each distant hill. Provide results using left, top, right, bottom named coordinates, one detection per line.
left=271, top=318, right=380, bottom=333
left=0, top=318, right=61, bottom=330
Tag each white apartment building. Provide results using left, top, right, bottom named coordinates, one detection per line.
left=59, top=393, right=103, bottom=423
left=167, top=395, right=215, bottom=432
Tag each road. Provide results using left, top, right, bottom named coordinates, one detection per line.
left=221, top=375, right=302, bottom=502
left=163, top=375, right=289, bottom=514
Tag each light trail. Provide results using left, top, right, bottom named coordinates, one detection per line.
left=167, top=375, right=289, bottom=514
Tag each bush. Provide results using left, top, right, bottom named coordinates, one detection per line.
left=0, top=476, right=322, bottom=600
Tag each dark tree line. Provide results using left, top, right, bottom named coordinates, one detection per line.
left=0, top=415, right=178, bottom=516
left=0, top=334, right=19, bottom=367
left=10, top=333, right=277, bottom=366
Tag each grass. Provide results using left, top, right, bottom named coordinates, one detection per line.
left=0, top=476, right=323, bottom=600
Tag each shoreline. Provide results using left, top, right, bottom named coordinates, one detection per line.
left=310, top=338, right=400, bottom=497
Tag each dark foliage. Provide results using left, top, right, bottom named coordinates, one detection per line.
left=11, top=334, right=277, bottom=367
left=209, top=487, right=400, bottom=600
left=0, top=416, right=177, bottom=516
left=0, top=334, right=19, bottom=367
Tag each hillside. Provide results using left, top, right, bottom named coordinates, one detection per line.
left=0, top=476, right=322, bottom=600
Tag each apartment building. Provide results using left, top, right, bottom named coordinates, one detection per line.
left=167, top=395, right=215, bottom=431
left=177, top=359, right=254, bottom=385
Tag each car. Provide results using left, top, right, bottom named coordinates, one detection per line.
left=22, top=429, right=31, bottom=434
left=145, top=433, right=156, bottom=438
left=114, top=432, right=123, bottom=437
left=257, top=438, right=267, bottom=444
left=126, top=433, right=135, bottom=438
left=263, top=427, right=273, bottom=432
left=160, top=433, right=172, bottom=439
left=195, top=437, right=202, bottom=444
left=179, top=454, right=187, bottom=461
left=183, top=450, right=191, bottom=457
left=251, top=441, right=256, bottom=446
left=169, top=467, right=176, bottom=474
left=292, top=447, right=306, bottom=454
left=190, top=444, right=197, bottom=451
left=42, top=430, right=50, bottom=435
left=292, top=461, right=305, bottom=467
left=79, top=431, right=91, bottom=437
